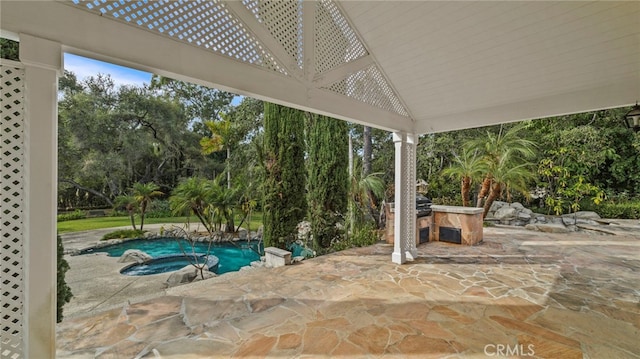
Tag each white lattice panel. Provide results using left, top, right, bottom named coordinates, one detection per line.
left=402, top=138, right=417, bottom=256
left=0, top=63, right=25, bottom=359
left=243, top=0, right=303, bottom=69
left=324, top=65, right=409, bottom=117
left=314, top=0, right=367, bottom=74
left=69, top=0, right=287, bottom=74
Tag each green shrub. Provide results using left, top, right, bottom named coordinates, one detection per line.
left=145, top=200, right=172, bottom=218
left=57, top=209, right=86, bottom=222
left=101, top=229, right=146, bottom=240
left=57, top=234, right=72, bottom=322
left=587, top=202, right=640, bottom=219
left=329, top=224, right=380, bottom=252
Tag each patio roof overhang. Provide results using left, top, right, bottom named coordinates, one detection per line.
left=1, top=2, right=639, bottom=357
left=3, top=1, right=638, bottom=134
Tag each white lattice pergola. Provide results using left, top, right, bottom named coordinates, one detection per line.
left=1, top=1, right=639, bottom=357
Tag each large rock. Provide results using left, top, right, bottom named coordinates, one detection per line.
left=494, top=206, right=518, bottom=220
left=516, top=211, right=532, bottom=220
left=488, top=201, right=507, bottom=213
left=534, top=215, right=548, bottom=224
left=510, top=202, right=525, bottom=210
left=118, top=249, right=152, bottom=263
left=561, top=211, right=602, bottom=226
left=191, top=269, right=216, bottom=283
left=525, top=224, right=572, bottom=233
left=165, top=265, right=215, bottom=287
left=573, top=211, right=601, bottom=219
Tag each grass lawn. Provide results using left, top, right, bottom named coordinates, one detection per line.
left=57, top=212, right=264, bottom=234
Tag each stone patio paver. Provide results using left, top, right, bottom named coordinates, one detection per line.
left=57, top=225, right=640, bottom=358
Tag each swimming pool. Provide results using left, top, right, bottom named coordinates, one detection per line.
left=81, top=238, right=263, bottom=275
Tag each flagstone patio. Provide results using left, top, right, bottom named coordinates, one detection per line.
left=57, top=225, right=640, bottom=358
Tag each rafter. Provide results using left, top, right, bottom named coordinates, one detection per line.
left=312, top=54, right=373, bottom=88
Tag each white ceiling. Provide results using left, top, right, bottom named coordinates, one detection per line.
left=340, top=1, right=640, bottom=133
left=1, top=1, right=638, bottom=134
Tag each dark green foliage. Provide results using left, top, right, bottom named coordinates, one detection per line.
left=262, top=102, right=307, bottom=249
left=145, top=200, right=172, bottom=218
left=101, top=229, right=146, bottom=240
left=0, top=38, right=19, bottom=61
left=57, top=209, right=86, bottom=222
left=57, top=234, right=72, bottom=322
left=581, top=201, right=640, bottom=219
left=328, top=224, right=380, bottom=253
left=307, top=115, right=348, bottom=248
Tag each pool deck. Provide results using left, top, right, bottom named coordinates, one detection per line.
left=58, top=223, right=640, bottom=358
left=61, top=224, right=180, bottom=318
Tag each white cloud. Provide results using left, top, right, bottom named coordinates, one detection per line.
left=64, top=53, right=151, bottom=88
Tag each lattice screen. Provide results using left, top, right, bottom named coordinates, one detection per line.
left=243, top=0, right=303, bottom=69
left=70, top=0, right=287, bottom=74
left=0, top=63, right=25, bottom=359
left=402, top=137, right=417, bottom=257
left=314, top=0, right=367, bottom=74
left=324, top=65, right=409, bottom=117
left=69, top=0, right=410, bottom=119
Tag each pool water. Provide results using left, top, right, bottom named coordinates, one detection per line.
left=120, top=253, right=220, bottom=276
left=121, top=254, right=209, bottom=276
left=82, top=238, right=263, bottom=275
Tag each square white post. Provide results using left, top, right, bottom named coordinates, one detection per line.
left=392, top=132, right=418, bottom=264
left=405, top=133, right=418, bottom=260
left=20, top=33, right=61, bottom=359
left=392, top=133, right=406, bottom=263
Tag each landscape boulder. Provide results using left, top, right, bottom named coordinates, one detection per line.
left=561, top=211, right=601, bottom=226
left=494, top=206, right=518, bottom=221
left=487, top=201, right=607, bottom=234
left=524, top=223, right=573, bottom=233
left=165, top=265, right=215, bottom=287
left=118, top=249, right=152, bottom=264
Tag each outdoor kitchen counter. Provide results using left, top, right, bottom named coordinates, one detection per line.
left=431, top=205, right=484, bottom=245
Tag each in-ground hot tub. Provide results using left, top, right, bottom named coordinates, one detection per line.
left=120, top=253, right=219, bottom=276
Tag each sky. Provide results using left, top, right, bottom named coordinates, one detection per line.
left=64, top=53, right=152, bottom=88
left=64, top=53, right=242, bottom=105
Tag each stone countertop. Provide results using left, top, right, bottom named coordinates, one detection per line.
left=431, top=205, right=484, bottom=214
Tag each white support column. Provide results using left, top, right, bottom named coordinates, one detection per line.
left=19, top=33, right=61, bottom=359
left=404, top=133, right=418, bottom=260
left=392, top=132, right=418, bottom=264
left=392, top=132, right=406, bottom=264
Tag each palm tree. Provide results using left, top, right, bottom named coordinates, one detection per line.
left=471, top=123, right=537, bottom=208
left=133, top=182, right=163, bottom=231
left=114, top=194, right=138, bottom=230
left=349, top=169, right=385, bottom=230
left=442, top=148, right=487, bottom=206
left=482, top=156, right=536, bottom=217
left=205, top=176, right=240, bottom=232
left=169, top=177, right=214, bottom=234
left=200, top=113, right=233, bottom=188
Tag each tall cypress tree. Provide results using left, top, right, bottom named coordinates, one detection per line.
left=263, top=102, right=307, bottom=249
left=307, top=114, right=349, bottom=248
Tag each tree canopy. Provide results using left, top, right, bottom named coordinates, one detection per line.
left=55, top=66, right=639, bottom=224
